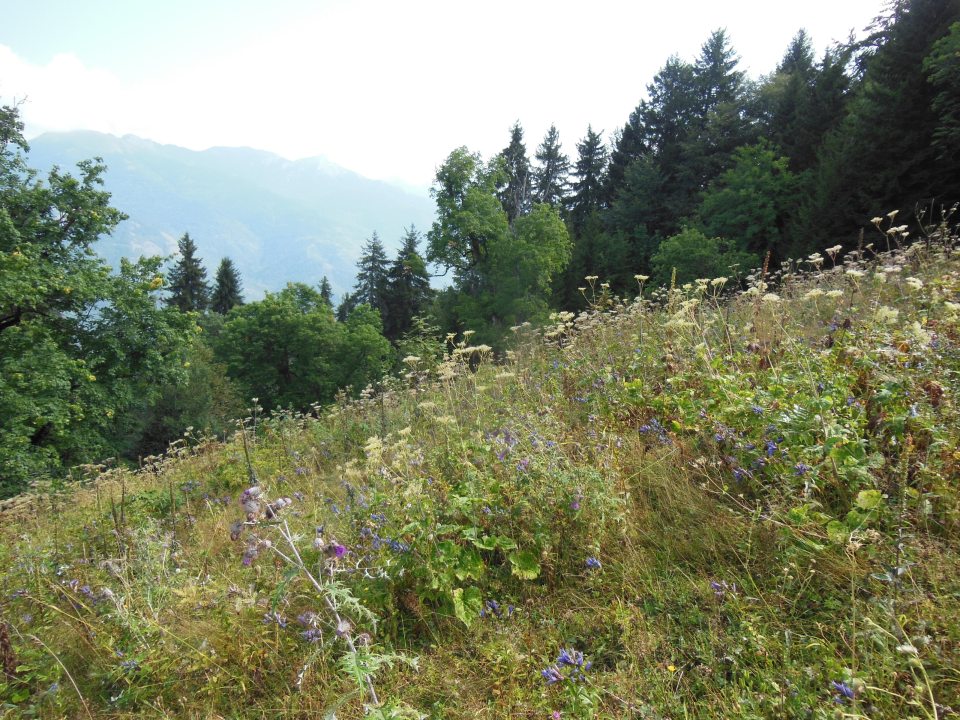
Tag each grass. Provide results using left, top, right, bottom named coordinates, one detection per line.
left=2, top=221, right=960, bottom=719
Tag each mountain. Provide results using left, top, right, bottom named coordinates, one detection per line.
left=26, top=131, right=436, bottom=299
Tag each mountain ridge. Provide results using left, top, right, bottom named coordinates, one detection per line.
left=26, top=130, right=436, bottom=299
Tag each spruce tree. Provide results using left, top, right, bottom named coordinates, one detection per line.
left=533, top=124, right=569, bottom=207
left=569, top=126, right=608, bottom=232
left=353, top=232, right=389, bottom=314
left=383, top=226, right=433, bottom=341
left=498, top=121, right=532, bottom=223
left=210, top=257, right=243, bottom=314
left=319, top=276, right=334, bottom=307
left=166, top=233, right=210, bottom=313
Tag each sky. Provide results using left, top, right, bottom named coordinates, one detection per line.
left=1, top=0, right=887, bottom=191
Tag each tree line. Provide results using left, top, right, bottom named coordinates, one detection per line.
left=1, top=0, right=957, bottom=496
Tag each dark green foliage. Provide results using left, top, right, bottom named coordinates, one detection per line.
left=925, top=20, right=960, bottom=163
left=353, top=232, right=390, bottom=315
left=121, top=339, right=243, bottom=457
left=210, top=257, right=243, bottom=314
left=383, top=226, right=432, bottom=342
left=336, top=291, right=357, bottom=322
left=166, top=233, right=210, bottom=312
left=497, top=121, right=532, bottom=223
left=319, top=275, right=334, bottom=306
left=650, top=227, right=758, bottom=286
left=698, top=141, right=799, bottom=258
left=568, top=125, right=607, bottom=233
left=0, top=105, right=193, bottom=494
left=532, top=124, right=569, bottom=207
left=428, top=148, right=570, bottom=344
left=800, top=0, right=960, bottom=245
left=214, top=283, right=391, bottom=410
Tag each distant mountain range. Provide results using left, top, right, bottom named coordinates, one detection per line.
left=27, top=131, right=437, bottom=299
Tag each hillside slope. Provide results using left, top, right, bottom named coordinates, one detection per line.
left=1, top=226, right=959, bottom=719
left=27, top=132, right=436, bottom=298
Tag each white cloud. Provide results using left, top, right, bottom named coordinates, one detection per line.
left=1, top=0, right=883, bottom=187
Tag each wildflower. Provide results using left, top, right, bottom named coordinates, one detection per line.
left=904, top=276, right=923, bottom=291
left=585, top=557, right=602, bottom=570
left=803, top=288, right=825, bottom=300
left=831, top=680, right=855, bottom=703
left=825, top=289, right=844, bottom=298
left=263, top=611, right=287, bottom=628
left=336, top=618, right=353, bottom=638
left=634, top=274, right=650, bottom=282
left=751, top=405, right=764, bottom=416
left=732, top=467, right=751, bottom=482
left=542, top=666, right=564, bottom=684
left=875, top=306, right=899, bottom=324
left=297, top=611, right=318, bottom=628
left=300, top=629, right=323, bottom=643
left=794, top=463, right=811, bottom=476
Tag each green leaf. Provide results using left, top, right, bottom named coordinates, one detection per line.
left=454, top=548, right=485, bottom=580
left=855, top=489, right=883, bottom=510
left=826, top=520, right=849, bottom=544
left=451, top=586, right=483, bottom=627
left=509, top=550, right=541, bottom=580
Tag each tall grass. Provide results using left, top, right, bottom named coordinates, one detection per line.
left=2, top=220, right=960, bottom=719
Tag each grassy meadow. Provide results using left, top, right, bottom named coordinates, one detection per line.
left=2, top=220, right=960, bottom=719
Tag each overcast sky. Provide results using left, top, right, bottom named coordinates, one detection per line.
left=2, top=0, right=887, bottom=191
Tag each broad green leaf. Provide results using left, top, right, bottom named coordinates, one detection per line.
left=509, top=550, right=541, bottom=580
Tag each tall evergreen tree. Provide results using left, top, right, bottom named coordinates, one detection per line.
left=210, top=257, right=243, bottom=314
left=498, top=121, right=532, bottom=223
left=383, top=226, right=433, bottom=341
left=166, top=233, right=210, bottom=313
left=533, top=124, right=569, bottom=207
left=800, top=0, right=960, bottom=245
left=336, top=292, right=357, bottom=322
left=684, top=29, right=756, bottom=193
left=568, top=126, right=608, bottom=232
left=353, top=232, right=390, bottom=315
left=318, top=276, right=334, bottom=307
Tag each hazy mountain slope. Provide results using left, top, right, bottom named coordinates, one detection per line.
left=27, top=131, right=436, bottom=298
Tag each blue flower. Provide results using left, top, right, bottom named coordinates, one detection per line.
left=541, top=665, right=564, bottom=684
left=585, top=557, right=602, bottom=570
left=794, top=462, right=811, bottom=476
left=831, top=680, right=855, bottom=703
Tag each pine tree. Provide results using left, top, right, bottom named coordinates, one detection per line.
left=318, top=276, right=334, bottom=307
left=533, top=124, right=569, bottom=207
left=210, top=257, right=243, bottom=314
left=383, top=226, right=433, bottom=341
left=353, top=232, right=390, bottom=314
left=498, top=121, right=532, bottom=223
left=568, top=126, right=608, bottom=232
left=336, top=292, right=357, bottom=322
left=166, top=233, right=210, bottom=313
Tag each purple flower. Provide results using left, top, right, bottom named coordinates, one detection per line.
left=542, top=665, right=564, bottom=684
left=585, top=557, right=602, bottom=570
left=831, top=680, right=855, bottom=702
left=794, top=462, right=811, bottom=476
left=570, top=500, right=581, bottom=511
left=751, top=405, right=764, bottom=416
left=300, top=629, right=322, bottom=643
